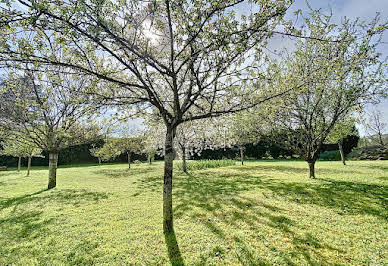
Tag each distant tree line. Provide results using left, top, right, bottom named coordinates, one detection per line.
left=0, top=133, right=359, bottom=167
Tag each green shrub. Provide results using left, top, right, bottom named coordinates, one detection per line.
left=176, top=160, right=236, bottom=171
left=319, top=150, right=341, bottom=161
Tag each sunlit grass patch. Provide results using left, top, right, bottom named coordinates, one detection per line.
left=0, top=160, right=387, bottom=265
left=176, top=159, right=236, bottom=171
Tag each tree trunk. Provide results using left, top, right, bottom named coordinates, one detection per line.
left=338, top=141, right=346, bottom=165
left=308, top=160, right=316, bottom=179
left=98, top=157, right=101, bottom=165
left=163, top=126, right=176, bottom=233
left=148, top=152, right=153, bottom=165
left=48, top=152, right=58, bottom=189
left=27, top=156, right=31, bottom=176
left=182, top=145, right=187, bottom=173
left=17, top=156, right=21, bottom=172
left=240, top=147, right=244, bottom=165
left=127, top=152, right=131, bottom=169
left=378, top=133, right=384, bottom=146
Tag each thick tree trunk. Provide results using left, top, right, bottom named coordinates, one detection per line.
left=338, top=141, right=346, bottom=165
left=308, top=160, right=316, bottom=179
left=27, top=156, right=31, bottom=176
left=127, top=152, right=131, bottom=169
left=182, top=146, right=187, bottom=173
left=163, top=126, right=176, bottom=233
left=17, top=156, right=21, bottom=172
left=240, top=147, right=244, bottom=165
left=48, top=152, right=58, bottom=189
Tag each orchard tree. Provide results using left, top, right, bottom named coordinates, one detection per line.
left=366, top=109, right=387, bottom=146
left=0, top=0, right=338, bottom=232
left=95, top=139, right=122, bottom=163
left=0, top=68, right=99, bottom=188
left=326, top=118, right=358, bottom=165
left=258, top=13, right=387, bottom=178
left=90, top=145, right=104, bottom=165
left=225, top=113, right=263, bottom=165
left=0, top=138, right=27, bottom=172
left=0, top=137, right=43, bottom=175
left=116, top=124, right=144, bottom=169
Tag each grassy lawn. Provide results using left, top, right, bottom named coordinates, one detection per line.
left=1, top=160, right=387, bottom=265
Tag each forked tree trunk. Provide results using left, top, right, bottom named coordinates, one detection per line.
left=17, top=156, right=21, bottom=172
left=240, top=147, right=244, bottom=165
left=127, top=152, right=131, bottom=169
left=308, top=160, right=316, bottom=179
left=163, top=126, right=176, bottom=233
left=48, top=152, right=58, bottom=189
left=182, top=145, right=187, bottom=173
left=338, top=141, right=346, bottom=165
left=27, top=156, right=31, bottom=176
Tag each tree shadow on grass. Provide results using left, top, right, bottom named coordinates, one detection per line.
left=0, top=188, right=110, bottom=262
left=93, top=166, right=158, bottom=179
left=0, top=189, right=109, bottom=212
left=231, top=164, right=367, bottom=176
left=135, top=164, right=388, bottom=264
left=164, top=228, right=185, bottom=266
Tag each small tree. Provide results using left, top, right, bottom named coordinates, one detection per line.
left=90, top=145, right=104, bottom=165
left=249, top=13, right=387, bottom=178
left=366, top=109, right=387, bottom=146
left=0, top=137, right=43, bottom=175
left=326, top=118, right=358, bottom=165
left=0, top=69, right=99, bottom=188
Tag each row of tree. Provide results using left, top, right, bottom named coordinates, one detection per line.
left=1, top=0, right=387, bottom=234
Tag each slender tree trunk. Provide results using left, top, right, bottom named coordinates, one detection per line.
left=17, top=156, right=21, bottom=172
left=378, top=133, right=384, bottom=146
left=182, top=145, right=187, bottom=173
left=148, top=152, right=153, bottom=165
left=27, top=156, right=31, bottom=176
left=48, top=152, right=58, bottom=189
left=338, top=141, right=346, bottom=165
left=308, top=160, right=316, bottom=179
left=164, top=125, right=176, bottom=233
left=98, top=157, right=101, bottom=166
left=240, top=147, right=244, bottom=165
left=127, top=152, right=131, bottom=169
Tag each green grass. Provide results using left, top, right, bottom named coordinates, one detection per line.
left=1, top=160, right=387, bottom=265
left=176, top=159, right=236, bottom=171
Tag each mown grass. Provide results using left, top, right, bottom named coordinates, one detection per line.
left=0, top=160, right=387, bottom=265
left=176, top=159, right=236, bottom=171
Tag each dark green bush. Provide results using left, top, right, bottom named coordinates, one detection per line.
left=319, top=150, right=341, bottom=161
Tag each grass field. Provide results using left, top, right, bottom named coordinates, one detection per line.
left=1, top=160, right=387, bottom=265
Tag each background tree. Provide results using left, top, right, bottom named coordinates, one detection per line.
left=366, top=109, right=387, bottom=146
left=326, top=118, right=359, bottom=165
left=249, top=12, right=387, bottom=178
left=0, top=137, right=43, bottom=175
left=115, top=123, right=144, bottom=169
left=0, top=138, right=26, bottom=172
left=0, top=68, right=99, bottom=188
left=90, top=145, right=104, bottom=165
